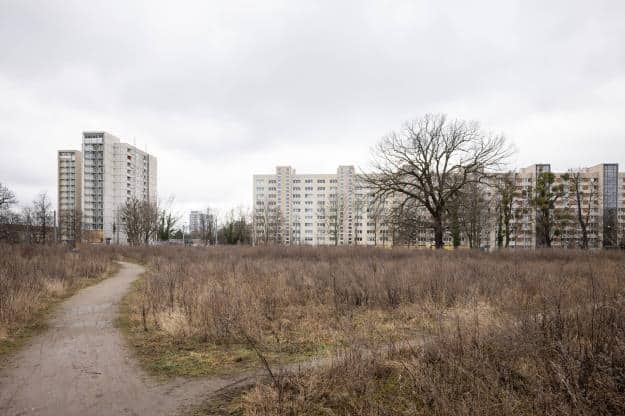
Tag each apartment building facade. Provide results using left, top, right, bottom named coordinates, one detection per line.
left=505, top=163, right=624, bottom=249
left=253, top=164, right=625, bottom=249
left=253, top=166, right=393, bottom=246
left=57, top=150, right=82, bottom=242
left=82, top=131, right=157, bottom=244
left=189, top=210, right=202, bottom=235
left=189, top=210, right=214, bottom=236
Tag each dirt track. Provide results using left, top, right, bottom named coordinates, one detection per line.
left=0, top=261, right=429, bottom=415
left=0, top=261, right=261, bottom=416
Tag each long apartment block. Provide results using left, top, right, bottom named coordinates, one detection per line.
left=253, top=164, right=625, bottom=249
left=253, top=166, right=393, bottom=246
left=57, top=131, right=157, bottom=244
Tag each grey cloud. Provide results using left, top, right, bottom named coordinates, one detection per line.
left=1, top=0, right=624, bottom=215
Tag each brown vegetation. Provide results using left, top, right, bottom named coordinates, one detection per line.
left=0, top=244, right=117, bottom=359
left=114, top=246, right=625, bottom=415
left=2, top=243, right=623, bottom=414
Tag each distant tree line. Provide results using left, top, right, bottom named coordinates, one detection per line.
left=363, top=113, right=625, bottom=250
left=0, top=183, right=55, bottom=244
left=1, top=114, right=624, bottom=249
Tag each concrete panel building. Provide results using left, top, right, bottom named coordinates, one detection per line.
left=505, top=163, right=624, bottom=249
left=57, top=132, right=157, bottom=244
left=81, top=131, right=157, bottom=244
left=253, top=166, right=393, bottom=246
left=57, top=150, right=82, bottom=242
left=253, top=164, right=625, bottom=249
left=189, top=210, right=202, bottom=236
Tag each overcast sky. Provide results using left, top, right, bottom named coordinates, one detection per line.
left=1, top=0, right=624, bottom=221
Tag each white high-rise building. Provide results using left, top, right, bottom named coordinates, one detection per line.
left=189, top=210, right=203, bottom=235
left=81, top=131, right=157, bottom=244
left=253, top=166, right=393, bottom=246
left=57, top=150, right=82, bottom=242
left=254, top=164, right=625, bottom=249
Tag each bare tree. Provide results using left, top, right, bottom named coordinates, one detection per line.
left=120, top=198, right=142, bottom=245
left=0, top=182, right=17, bottom=210
left=565, top=169, right=597, bottom=249
left=0, top=211, right=21, bottom=243
left=120, top=197, right=158, bottom=245
left=0, top=182, right=18, bottom=242
left=141, top=201, right=159, bottom=245
left=494, top=172, right=517, bottom=248
left=366, top=197, right=386, bottom=246
left=59, top=208, right=82, bottom=247
left=531, top=172, right=567, bottom=248
left=462, top=182, right=493, bottom=249
left=253, top=205, right=269, bottom=245
left=218, top=207, right=252, bottom=245
left=326, top=191, right=345, bottom=246
left=446, top=195, right=462, bottom=248
left=353, top=197, right=366, bottom=245
left=364, top=114, right=511, bottom=249
left=156, top=197, right=180, bottom=241
left=21, top=207, right=36, bottom=244
left=157, top=210, right=178, bottom=241
left=387, top=198, right=430, bottom=247
left=255, top=206, right=284, bottom=244
left=270, top=207, right=284, bottom=244
left=198, top=207, right=217, bottom=245
left=33, top=192, right=53, bottom=244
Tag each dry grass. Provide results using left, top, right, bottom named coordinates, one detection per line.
left=234, top=249, right=625, bottom=416
left=2, top=244, right=623, bottom=414
left=115, top=246, right=623, bottom=416
left=0, top=244, right=117, bottom=361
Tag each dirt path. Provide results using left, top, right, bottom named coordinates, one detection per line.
left=0, top=262, right=235, bottom=415
left=0, top=261, right=429, bottom=416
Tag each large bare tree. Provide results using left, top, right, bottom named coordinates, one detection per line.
left=120, top=197, right=159, bottom=245
left=387, top=198, right=424, bottom=247
left=364, top=114, right=511, bottom=249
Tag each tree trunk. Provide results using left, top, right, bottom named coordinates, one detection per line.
left=496, top=211, right=503, bottom=249
left=575, top=192, right=589, bottom=249
left=504, top=218, right=510, bottom=248
left=433, top=216, right=445, bottom=249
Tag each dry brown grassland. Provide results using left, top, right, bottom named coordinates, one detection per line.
left=2, top=244, right=624, bottom=415
left=0, top=244, right=118, bottom=362
left=115, top=246, right=625, bottom=416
